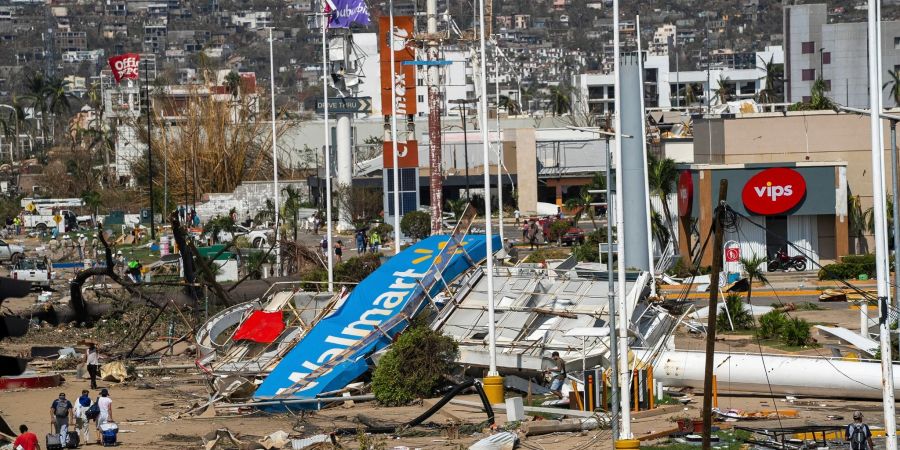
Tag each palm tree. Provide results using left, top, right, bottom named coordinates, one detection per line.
left=865, top=195, right=895, bottom=249
left=23, top=71, right=71, bottom=148
left=739, top=253, right=768, bottom=307
left=282, top=185, right=303, bottom=242
left=789, top=78, right=834, bottom=111
left=848, top=194, right=868, bottom=253
left=564, top=186, right=594, bottom=228
left=648, top=154, right=678, bottom=244
left=224, top=71, right=242, bottom=98
left=884, top=69, right=900, bottom=107
left=713, top=75, right=733, bottom=105
left=81, top=190, right=102, bottom=222
left=756, top=55, right=784, bottom=104
left=681, top=83, right=702, bottom=106
left=498, top=95, right=521, bottom=115
left=548, top=85, right=570, bottom=116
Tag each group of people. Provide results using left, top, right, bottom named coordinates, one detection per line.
left=46, top=233, right=99, bottom=260
left=354, top=229, right=382, bottom=254
left=41, top=388, right=114, bottom=448
left=176, top=206, right=201, bottom=228
left=522, top=219, right=545, bottom=250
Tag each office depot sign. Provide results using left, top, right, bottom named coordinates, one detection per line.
left=741, top=168, right=807, bottom=215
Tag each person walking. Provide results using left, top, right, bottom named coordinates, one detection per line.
left=527, top=220, right=539, bottom=251
left=846, top=411, right=874, bottom=450
left=50, top=392, right=73, bottom=443
left=74, top=389, right=92, bottom=444
left=355, top=230, right=365, bottom=253
left=514, top=209, right=521, bottom=225
left=370, top=230, right=381, bottom=253
left=334, top=240, right=343, bottom=263
left=95, top=389, right=113, bottom=444
left=12, top=424, right=39, bottom=450
left=320, top=236, right=328, bottom=257
left=85, top=343, right=100, bottom=389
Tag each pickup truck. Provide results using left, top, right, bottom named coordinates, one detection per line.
left=0, top=239, right=24, bottom=263
left=11, top=258, right=51, bottom=289
left=208, top=225, right=273, bottom=248
left=21, top=210, right=85, bottom=232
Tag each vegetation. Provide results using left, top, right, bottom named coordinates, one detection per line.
left=818, top=254, right=881, bottom=280
left=788, top=78, right=834, bottom=111
left=337, top=186, right=384, bottom=230
left=755, top=310, right=812, bottom=347
left=281, top=185, right=303, bottom=242
left=572, top=229, right=608, bottom=263
left=756, top=55, right=785, bottom=103
left=756, top=310, right=787, bottom=340
left=371, top=323, right=459, bottom=406
left=400, top=211, right=431, bottom=241
left=523, top=247, right=572, bottom=263
left=740, top=253, right=768, bottom=306
left=547, top=220, right=571, bottom=243
left=564, top=172, right=604, bottom=228
left=299, top=253, right=382, bottom=290
left=717, top=293, right=754, bottom=331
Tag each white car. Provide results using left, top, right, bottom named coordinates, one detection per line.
left=214, top=225, right=273, bottom=248
left=0, top=239, right=24, bottom=263
left=11, top=258, right=51, bottom=288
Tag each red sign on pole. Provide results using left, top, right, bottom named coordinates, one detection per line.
left=677, top=170, right=693, bottom=217
left=107, top=53, right=141, bottom=83
left=725, top=247, right=740, bottom=263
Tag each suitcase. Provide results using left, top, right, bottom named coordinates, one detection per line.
left=66, top=430, right=80, bottom=448
left=46, top=433, right=63, bottom=450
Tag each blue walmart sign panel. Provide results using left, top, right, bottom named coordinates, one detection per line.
left=254, top=234, right=499, bottom=407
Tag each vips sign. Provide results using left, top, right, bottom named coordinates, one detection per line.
left=741, top=168, right=807, bottom=215
left=107, top=53, right=141, bottom=83
left=255, top=235, right=498, bottom=405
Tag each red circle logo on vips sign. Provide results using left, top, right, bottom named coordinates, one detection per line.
left=677, top=170, right=693, bottom=217
left=741, top=168, right=807, bottom=215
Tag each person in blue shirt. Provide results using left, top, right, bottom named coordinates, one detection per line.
left=50, top=392, right=73, bottom=442
left=846, top=411, right=874, bottom=450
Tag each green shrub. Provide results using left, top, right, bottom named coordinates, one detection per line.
left=818, top=262, right=871, bottom=280
left=334, top=253, right=382, bottom=282
left=572, top=242, right=599, bottom=262
left=400, top=211, right=431, bottom=241
left=371, top=222, right=393, bottom=239
left=757, top=310, right=787, bottom=340
left=779, top=317, right=812, bottom=347
left=717, top=293, right=754, bottom=331
left=371, top=324, right=459, bottom=406
left=840, top=254, right=875, bottom=265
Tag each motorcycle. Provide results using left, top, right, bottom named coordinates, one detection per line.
left=767, top=249, right=807, bottom=272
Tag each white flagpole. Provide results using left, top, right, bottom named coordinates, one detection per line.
left=389, top=0, right=401, bottom=254
left=269, top=28, right=281, bottom=276
left=494, top=43, right=504, bottom=244
left=478, top=0, right=497, bottom=377
left=322, top=11, right=335, bottom=292
left=868, top=0, right=898, bottom=447
left=613, top=0, right=632, bottom=438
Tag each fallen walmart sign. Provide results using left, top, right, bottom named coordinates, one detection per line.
left=254, top=234, right=498, bottom=408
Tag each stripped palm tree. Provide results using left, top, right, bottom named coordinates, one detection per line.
left=883, top=69, right=900, bottom=107
left=739, top=253, right=768, bottom=308
left=648, top=154, right=678, bottom=245
left=756, top=55, right=784, bottom=104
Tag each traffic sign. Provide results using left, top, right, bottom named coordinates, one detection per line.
left=725, top=247, right=740, bottom=263
left=315, top=97, right=372, bottom=114
left=25, top=203, right=35, bottom=212
left=402, top=60, right=452, bottom=66
left=53, top=214, right=62, bottom=224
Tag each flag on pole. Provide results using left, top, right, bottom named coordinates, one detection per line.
left=326, top=0, right=370, bottom=29
left=107, top=53, right=141, bottom=84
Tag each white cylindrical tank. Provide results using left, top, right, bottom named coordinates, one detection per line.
left=654, top=349, right=898, bottom=399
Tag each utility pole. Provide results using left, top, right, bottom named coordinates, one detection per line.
left=605, top=136, right=620, bottom=441
left=426, top=0, right=443, bottom=234
left=701, top=179, right=727, bottom=450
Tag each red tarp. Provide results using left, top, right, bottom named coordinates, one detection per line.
left=233, top=311, right=285, bottom=344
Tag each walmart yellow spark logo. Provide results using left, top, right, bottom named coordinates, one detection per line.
left=412, top=240, right=467, bottom=265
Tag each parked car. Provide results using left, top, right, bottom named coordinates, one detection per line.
left=11, top=258, right=51, bottom=289
left=560, top=227, right=586, bottom=246
left=0, top=239, right=24, bottom=263
left=210, top=225, right=273, bottom=248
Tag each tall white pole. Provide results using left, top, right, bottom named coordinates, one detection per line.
left=322, top=16, right=334, bottom=292
left=269, top=28, right=281, bottom=275
left=635, top=16, right=656, bottom=297
left=478, top=0, right=497, bottom=376
left=389, top=0, right=401, bottom=255
left=868, top=0, right=898, bottom=446
left=613, top=0, right=632, bottom=438
left=494, top=43, right=504, bottom=244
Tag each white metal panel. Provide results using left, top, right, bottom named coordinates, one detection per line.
left=724, top=215, right=767, bottom=273
left=787, top=215, right=819, bottom=265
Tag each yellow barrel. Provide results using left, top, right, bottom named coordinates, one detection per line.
left=483, top=375, right=505, bottom=405
left=615, top=439, right=640, bottom=450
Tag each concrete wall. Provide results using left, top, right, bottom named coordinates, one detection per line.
left=511, top=128, right=538, bottom=214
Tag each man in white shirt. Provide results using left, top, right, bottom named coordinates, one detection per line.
left=84, top=343, right=100, bottom=389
